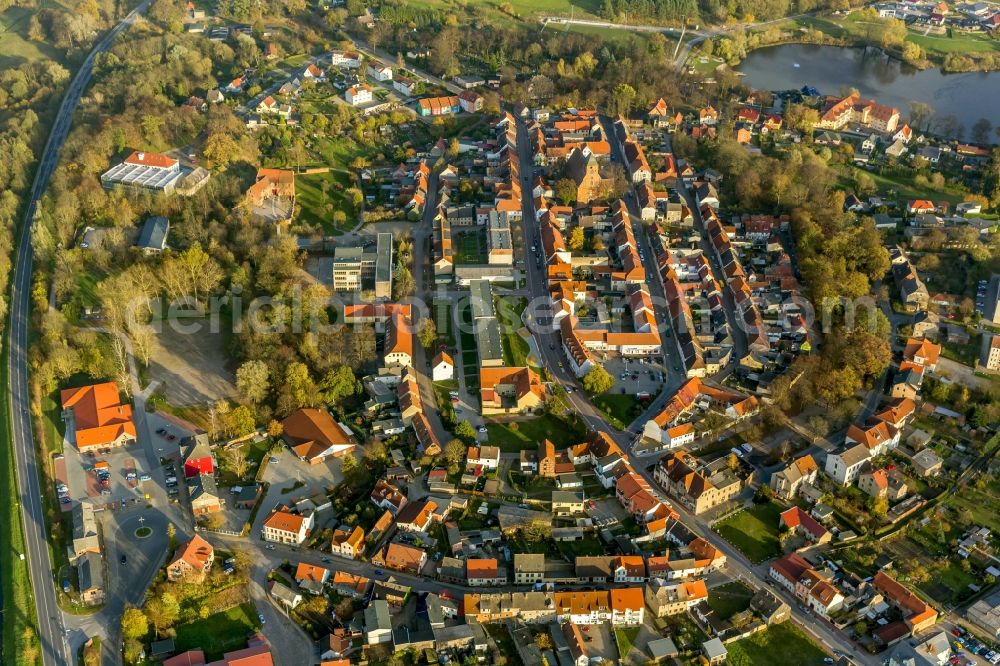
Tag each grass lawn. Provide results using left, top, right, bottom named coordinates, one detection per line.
left=905, top=27, right=1000, bottom=55
left=496, top=297, right=530, bottom=368
left=218, top=438, right=271, bottom=486
left=725, top=622, right=828, bottom=666
left=485, top=414, right=587, bottom=452
left=714, top=501, right=783, bottom=563
left=556, top=536, right=605, bottom=559
left=454, top=228, right=487, bottom=264
left=707, top=581, right=754, bottom=620
left=174, top=602, right=261, bottom=660
left=840, top=165, right=968, bottom=206
left=592, top=393, right=641, bottom=430
left=940, top=336, right=979, bottom=366
left=295, top=171, right=355, bottom=234
left=615, top=626, right=641, bottom=660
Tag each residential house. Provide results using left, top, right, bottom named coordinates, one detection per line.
left=166, top=535, right=214, bottom=582
left=770, top=454, right=819, bottom=500
left=846, top=419, right=900, bottom=456
left=295, top=562, right=331, bottom=595
left=370, top=479, right=407, bottom=515
left=394, top=500, right=437, bottom=533
left=903, top=337, right=941, bottom=371
left=364, top=600, right=392, bottom=644
left=77, top=551, right=105, bottom=606
left=269, top=580, right=302, bottom=609
left=331, top=526, right=365, bottom=559
left=653, top=451, right=743, bottom=515
left=644, top=579, right=709, bottom=617
left=372, top=543, right=427, bottom=575
left=551, top=491, right=585, bottom=516
left=459, top=91, right=483, bottom=113
left=467, top=559, right=504, bottom=587
left=874, top=571, right=938, bottom=634
left=702, top=638, right=727, bottom=664
left=859, top=468, right=907, bottom=501
left=345, top=84, right=372, bottom=106
left=563, top=623, right=590, bottom=666
left=824, top=444, right=871, bottom=485
left=467, top=446, right=500, bottom=471
left=912, top=449, right=943, bottom=478
left=479, top=367, right=545, bottom=415
left=431, top=352, right=454, bottom=381
left=188, top=473, right=222, bottom=515
left=262, top=508, right=312, bottom=545
left=182, top=434, right=213, bottom=478
left=779, top=506, right=831, bottom=545
left=384, top=312, right=414, bottom=367
left=366, top=61, right=392, bottom=81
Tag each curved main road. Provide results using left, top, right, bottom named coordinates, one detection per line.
left=6, top=2, right=151, bottom=665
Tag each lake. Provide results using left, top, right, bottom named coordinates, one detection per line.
left=736, top=44, right=1000, bottom=142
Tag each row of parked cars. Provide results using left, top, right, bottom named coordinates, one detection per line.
left=951, top=625, right=1000, bottom=665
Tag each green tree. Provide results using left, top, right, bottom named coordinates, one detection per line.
left=455, top=420, right=477, bottom=443
left=321, top=365, right=359, bottom=404
left=121, top=607, right=148, bottom=641
left=418, top=318, right=438, bottom=349
left=582, top=365, right=614, bottom=395
left=228, top=405, right=256, bottom=438
left=784, top=103, right=820, bottom=135
left=236, top=359, right=270, bottom=404
left=554, top=178, right=577, bottom=206
left=443, top=438, right=466, bottom=465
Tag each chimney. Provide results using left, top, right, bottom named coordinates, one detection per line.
left=137, top=152, right=145, bottom=161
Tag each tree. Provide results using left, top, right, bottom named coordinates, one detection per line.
left=320, top=365, right=359, bottom=404
left=609, top=82, right=636, bottom=118
left=236, top=361, right=270, bottom=406
left=166, top=522, right=176, bottom=549
left=121, top=607, right=148, bottom=641
left=523, top=518, right=551, bottom=541
left=229, top=443, right=249, bottom=480
left=582, top=365, right=614, bottom=395
left=227, top=405, right=256, bottom=438
left=854, top=621, right=868, bottom=637
left=443, top=438, right=466, bottom=465
left=972, top=118, right=993, bottom=145
left=341, top=451, right=358, bottom=478
left=418, top=318, right=437, bottom=349
left=567, top=227, right=585, bottom=251
left=554, top=178, right=577, bottom=206
left=784, top=103, right=820, bottom=135
left=455, top=421, right=477, bottom=443
left=870, top=495, right=888, bottom=519
left=267, top=420, right=284, bottom=438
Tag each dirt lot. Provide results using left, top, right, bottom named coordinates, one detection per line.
left=147, top=324, right=236, bottom=406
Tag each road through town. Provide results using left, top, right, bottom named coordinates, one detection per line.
left=510, top=112, right=873, bottom=664
left=5, top=2, right=152, bottom=664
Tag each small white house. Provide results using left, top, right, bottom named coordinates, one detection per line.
left=393, top=77, right=416, bottom=96
left=346, top=84, right=372, bottom=106
left=432, top=351, right=454, bottom=381
left=367, top=61, right=393, bottom=82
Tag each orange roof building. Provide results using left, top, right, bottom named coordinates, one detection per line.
left=166, top=535, right=215, bottom=582
left=281, top=408, right=356, bottom=463
left=480, top=366, right=546, bottom=415
left=246, top=168, right=295, bottom=207
left=60, top=382, right=136, bottom=452
left=262, top=508, right=312, bottom=545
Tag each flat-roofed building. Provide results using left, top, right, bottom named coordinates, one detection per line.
left=332, top=234, right=393, bottom=295
left=101, top=151, right=183, bottom=192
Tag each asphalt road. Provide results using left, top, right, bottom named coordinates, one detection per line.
left=5, top=2, right=152, bottom=665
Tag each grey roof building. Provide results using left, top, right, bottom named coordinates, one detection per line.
left=137, top=216, right=169, bottom=253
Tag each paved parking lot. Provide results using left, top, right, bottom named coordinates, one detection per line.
left=603, top=356, right=668, bottom=397
left=252, top=447, right=347, bottom=535
left=586, top=497, right=626, bottom=528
